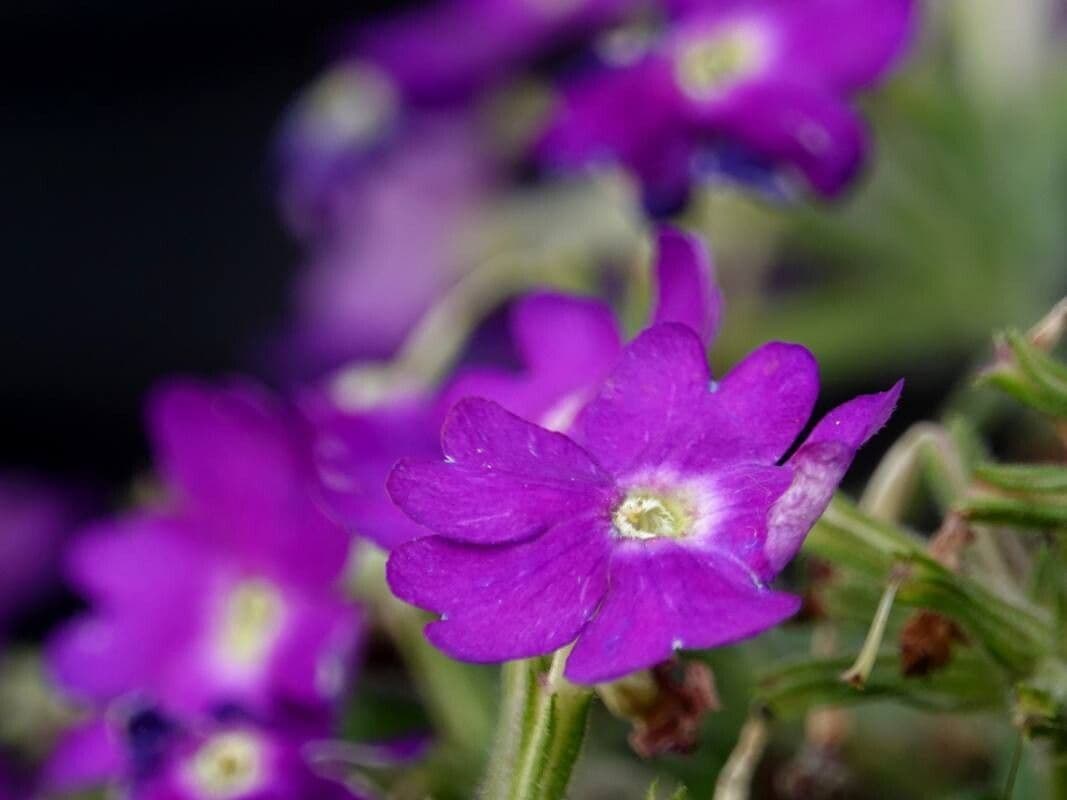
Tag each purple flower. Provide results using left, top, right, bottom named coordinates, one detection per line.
left=386, top=324, right=900, bottom=683
left=49, top=381, right=360, bottom=718
left=536, top=0, right=917, bottom=210
left=441, top=226, right=721, bottom=430
left=47, top=710, right=371, bottom=800
left=278, top=114, right=495, bottom=378
left=351, top=0, right=641, bottom=106
left=309, top=226, right=717, bottom=550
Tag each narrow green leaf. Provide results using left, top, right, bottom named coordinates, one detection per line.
left=973, top=462, right=1067, bottom=494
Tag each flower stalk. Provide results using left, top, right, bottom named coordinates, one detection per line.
left=483, top=651, right=593, bottom=800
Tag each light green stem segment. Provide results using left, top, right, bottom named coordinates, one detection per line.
left=482, top=651, right=594, bottom=800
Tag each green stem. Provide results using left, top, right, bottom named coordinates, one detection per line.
left=483, top=651, right=593, bottom=800
left=841, top=571, right=903, bottom=688
left=481, top=661, right=535, bottom=799
left=1053, top=750, right=1067, bottom=800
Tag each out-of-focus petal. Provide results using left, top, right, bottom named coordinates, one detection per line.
left=651, top=226, right=722, bottom=346
left=776, top=0, right=917, bottom=92
left=312, top=396, right=440, bottom=550
left=701, top=80, right=868, bottom=197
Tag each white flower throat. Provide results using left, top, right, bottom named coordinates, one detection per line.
left=675, top=23, right=768, bottom=101
left=613, top=491, right=690, bottom=540
left=188, top=731, right=263, bottom=799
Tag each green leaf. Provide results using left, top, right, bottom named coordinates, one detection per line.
left=756, top=649, right=1005, bottom=720
left=963, top=496, right=1067, bottom=530
left=980, top=330, right=1067, bottom=418
left=973, top=462, right=1067, bottom=494
left=805, top=496, right=1054, bottom=676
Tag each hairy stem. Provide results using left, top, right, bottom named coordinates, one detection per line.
left=484, top=650, right=593, bottom=800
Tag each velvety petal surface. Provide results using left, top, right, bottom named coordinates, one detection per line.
left=763, top=381, right=903, bottom=577
left=387, top=514, right=612, bottom=661
left=575, top=324, right=818, bottom=475
left=651, top=226, right=722, bottom=346
left=565, top=543, right=801, bottom=683
left=388, top=398, right=614, bottom=543
left=712, top=341, right=819, bottom=464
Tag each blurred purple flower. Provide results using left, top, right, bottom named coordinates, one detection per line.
left=536, top=0, right=917, bottom=210
left=441, top=226, right=721, bottom=430
left=309, top=226, right=717, bottom=551
left=47, top=709, right=375, bottom=800
left=310, top=393, right=442, bottom=552
left=279, top=114, right=495, bottom=379
left=0, top=475, right=93, bottom=634
left=386, top=325, right=900, bottom=683
left=351, top=0, right=643, bottom=106
left=275, top=62, right=401, bottom=239
left=48, top=381, right=360, bottom=718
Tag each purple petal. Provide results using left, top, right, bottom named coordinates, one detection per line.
left=442, top=292, right=623, bottom=429
left=699, top=462, right=795, bottom=578
left=43, top=719, right=124, bottom=793
left=712, top=341, right=819, bottom=464
left=763, top=381, right=903, bottom=576
left=387, top=399, right=614, bottom=543
left=511, top=293, right=624, bottom=394
left=573, top=323, right=718, bottom=475
left=777, top=0, right=917, bottom=92
left=651, top=226, right=722, bottom=346
left=387, top=514, right=612, bottom=662
left=311, top=395, right=440, bottom=550
left=565, top=543, right=801, bottom=683
left=148, top=381, right=350, bottom=586
left=270, top=598, right=363, bottom=707
left=703, top=80, right=868, bottom=197
left=147, top=380, right=296, bottom=514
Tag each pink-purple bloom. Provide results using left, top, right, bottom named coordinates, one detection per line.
left=278, top=114, right=495, bottom=377
left=536, top=0, right=917, bottom=210
left=48, top=381, right=361, bottom=719
left=386, top=323, right=900, bottom=683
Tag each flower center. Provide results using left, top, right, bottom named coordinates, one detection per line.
left=189, top=731, right=263, bottom=799
left=674, top=24, right=768, bottom=101
left=301, top=63, right=396, bottom=149
left=217, top=579, right=284, bottom=671
left=612, top=491, right=689, bottom=540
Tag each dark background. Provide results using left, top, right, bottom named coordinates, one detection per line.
left=0, top=3, right=404, bottom=484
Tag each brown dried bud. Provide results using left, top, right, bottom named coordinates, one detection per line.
left=797, top=559, right=836, bottom=622
left=899, top=610, right=967, bottom=677
left=599, top=659, right=720, bottom=758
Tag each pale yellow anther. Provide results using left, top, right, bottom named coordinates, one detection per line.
left=189, top=731, right=262, bottom=799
